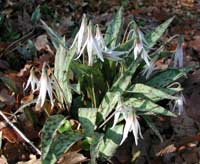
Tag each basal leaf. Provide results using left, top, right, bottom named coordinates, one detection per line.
left=0, top=76, right=18, bottom=93
left=42, top=115, right=65, bottom=161
left=44, top=131, right=83, bottom=164
left=146, top=17, right=174, bottom=48
left=41, top=20, right=67, bottom=49
left=78, top=108, right=97, bottom=137
left=105, top=7, right=123, bottom=48
left=54, top=38, right=77, bottom=107
left=31, top=6, right=41, bottom=24
left=124, top=97, right=176, bottom=117
left=90, top=132, right=104, bottom=164
left=146, top=66, right=194, bottom=88
left=99, top=125, right=123, bottom=157
left=128, top=83, right=176, bottom=102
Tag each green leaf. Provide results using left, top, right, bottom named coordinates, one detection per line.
left=78, top=108, right=97, bottom=137
left=124, top=97, right=176, bottom=117
left=41, top=115, right=66, bottom=161
left=143, top=116, right=163, bottom=142
left=31, top=6, right=41, bottom=24
left=0, top=76, right=18, bottom=93
left=105, top=7, right=123, bottom=48
left=98, top=59, right=140, bottom=124
left=58, top=120, right=72, bottom=133
left=41, top=20, right=67, bottom=49
left=99, top=125, right=123, bottom=157
left=44, top=131, right=83, bottom=164
left=146, top=17, right=174, bottom=48
left=146, top=66, right=193, bottom=87
left=54, top=37, right=76, bottom=107
left=90, top=132, right=104, bottom=164
left=115, top=39, right=134, bottom=51
left=128, top=83, right=176, bottom=102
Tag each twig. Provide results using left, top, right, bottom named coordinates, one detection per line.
left=0, top=111, right=41, bottom=155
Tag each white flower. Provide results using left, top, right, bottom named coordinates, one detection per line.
left=77, top=21, right=104, bottom=66
left=134, top=41, right=150, bottom=66
left=70, top=14, right=88, bottom=54
left=24, top=67, right=39, bottom=92
left=95, top=24, right=106, bottom=50
left=142, top=61, right=156, bottom=79
left=172, top=93, right=186, bottom=115
left=95, top=25, right=127, bottom=61
left=174, top=43, right=183, bottom=68
left=113, top=101, right=143, bottom=145
left=36, top=63, right=54, bottom=108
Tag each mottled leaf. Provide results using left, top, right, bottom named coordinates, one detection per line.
left=78, top=108, right=97, bottom=137
left=124, top=97, right=176, bottom=117
left=99, top=125, right=123, bottom=157
left=146, top=17, right=174, bottom=48
left=42, top=115, right=66, bottom=161
left=44, top=131, right=83, bottom=164
left=128, top=83, right=176, bottom=101
left=105, top=7, right=123, bottom=48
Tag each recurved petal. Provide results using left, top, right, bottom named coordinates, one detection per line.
left=93, top=38, right=104, bottom=62
left=120, top=116, right=132, bottom=145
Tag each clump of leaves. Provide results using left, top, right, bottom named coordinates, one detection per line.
left=23, top=7, right=195, bottom=164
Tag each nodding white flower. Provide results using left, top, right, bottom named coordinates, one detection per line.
left=70, top=14, right=88, bottom=54
left=76, top=21, right=104, bottom=66
left=172, top=93, right=186, bottom=115
left=95, top=25, right=127, bottom=61
left=113, top=101, right=143, bottom=145
left=142, top=61, right=156, bottom=79
left=174, top=40, right=184, bottom=68
left=24, top=67, right=39, bottom=92
left=36, top=63, right=54, bottom=108
left=134, top=41, right=151, bottom=66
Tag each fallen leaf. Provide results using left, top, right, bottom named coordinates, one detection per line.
left=57, top=151, right=87, bottom=164
left=34, top=35, right=54, bottom=55
left=0, top=89, right=15, bottom=105
left=2, top=127, right=19, bottom=143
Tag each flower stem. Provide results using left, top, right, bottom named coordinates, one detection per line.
left=91, top=74, right=97, bottom=108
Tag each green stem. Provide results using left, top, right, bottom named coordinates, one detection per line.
left=91, top=74, right=97, bottom=108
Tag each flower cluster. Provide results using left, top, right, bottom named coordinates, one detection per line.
left=70, top=14, right=127, bottom=66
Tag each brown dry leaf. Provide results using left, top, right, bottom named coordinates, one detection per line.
left=34, top=35, right=54, bottom=55
left=20, top=94, right=34, bottom=104
left=180, top=0, right=194, bottom=7
left=57, top=151, right=87, bottom=164
left=156, top=144, right=177, bottom=156
left=189, top=37, right=200, bottom=52
left=0, top=89, right=15, bottom=105
left=17, top=64, right=32, bottom=77
left=2, top=127, right=19, bottom=143
left=17, top=155, right=41, bottom=164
